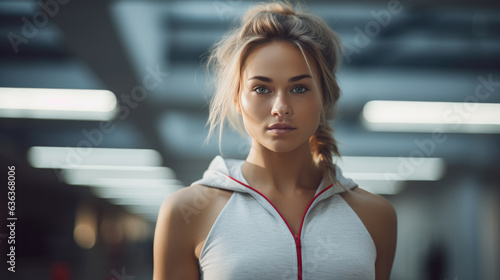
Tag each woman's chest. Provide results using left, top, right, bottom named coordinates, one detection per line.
left=197, top=193, right=376, bottom=280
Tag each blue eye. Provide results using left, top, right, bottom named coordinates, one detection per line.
left=254, top=86, right=270, bottom=94
left=292, top=86, right=308, bottom=94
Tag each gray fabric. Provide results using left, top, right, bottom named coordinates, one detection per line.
left=195, top=156, right=376, bottom=280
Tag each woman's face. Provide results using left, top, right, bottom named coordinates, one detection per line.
left=238, top=41, right=323, bottom=154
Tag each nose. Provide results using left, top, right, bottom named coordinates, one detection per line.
left=271, top=91, right=292, bottom=117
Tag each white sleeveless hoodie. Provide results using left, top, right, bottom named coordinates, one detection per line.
left=193, top=156, right=376, bottom=280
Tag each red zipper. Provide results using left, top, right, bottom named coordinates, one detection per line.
left=227, top=175, right=333, bottom=280
left=294, top=233, right=302, bottom=279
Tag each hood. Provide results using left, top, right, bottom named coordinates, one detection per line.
left=192, top=156, right=358, bottom=195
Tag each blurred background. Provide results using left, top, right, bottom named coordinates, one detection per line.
left=0, top=0, right=499, bottom=279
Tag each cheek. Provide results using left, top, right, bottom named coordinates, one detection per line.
left=297, top=97, right=322, bottom=120
left=239, top=93, right=259, bottom=135
left=311, top=93, right=323, bottom=120
left=240, top=92, right=269, bottom=121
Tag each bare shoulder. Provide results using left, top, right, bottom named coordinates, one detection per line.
left=158, top=183, right=233, bottom=226
left=153, top=184, right=233, bottom=280
left=341, top=186, right=397, bottom=239
left=342, top=187, right=397, bottom=221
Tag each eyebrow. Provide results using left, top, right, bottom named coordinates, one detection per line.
left=248, top=74, right=312, bottom=83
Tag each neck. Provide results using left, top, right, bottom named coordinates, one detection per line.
left=242, top=141, right=323, bottom=194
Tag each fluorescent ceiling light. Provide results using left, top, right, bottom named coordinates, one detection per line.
left=362, top=100, right=500, bottom=133
left=91, top=188, right=178, bottom=200
left=337, top=156, right=445, bottom=181
left=0, top=87, right=117, bottom=120
left=89, top=178, right=183, bottom=187
left=62, top=166, right=175, bottom=185
left=89, top=183, right=182, bottom=199
left=27, top=145, right=181, bottom=220
left=355, top=180, right=404, bottom=195
left=109, top=196, right=167, bottom=206
left=28, top=146, right=163, bottom=168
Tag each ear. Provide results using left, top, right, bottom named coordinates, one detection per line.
left=234, top=102, right=242, bottom=113
left=233, top=97, right=242, bottom=113
left=233, top=86, right=242, bottom=113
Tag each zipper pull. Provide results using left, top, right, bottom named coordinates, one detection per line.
left=294, top=234, right=300, bottom=246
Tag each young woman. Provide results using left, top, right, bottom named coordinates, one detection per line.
left=153, top=2, right=397, bottom=280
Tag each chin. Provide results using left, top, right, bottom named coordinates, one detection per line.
left=263, top=141, right=306, bottom=154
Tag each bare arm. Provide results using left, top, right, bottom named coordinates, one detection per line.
left=342, top=188, right=398, bottom=280
left=153, top=187, right=199, bottom=280
left=371, top=194, right=397, bottom=280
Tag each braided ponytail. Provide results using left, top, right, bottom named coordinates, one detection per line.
left=310, top=120, right=339, bottom=168
left=310, top=118, right=346, bottom=191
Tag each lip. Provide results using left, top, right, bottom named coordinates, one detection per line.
left=267, top=123, right=295, bottom=130
left=267, top=123, right=296, bottom=135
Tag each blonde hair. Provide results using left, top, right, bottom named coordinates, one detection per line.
left=206, top=1, right=345, bottom=188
